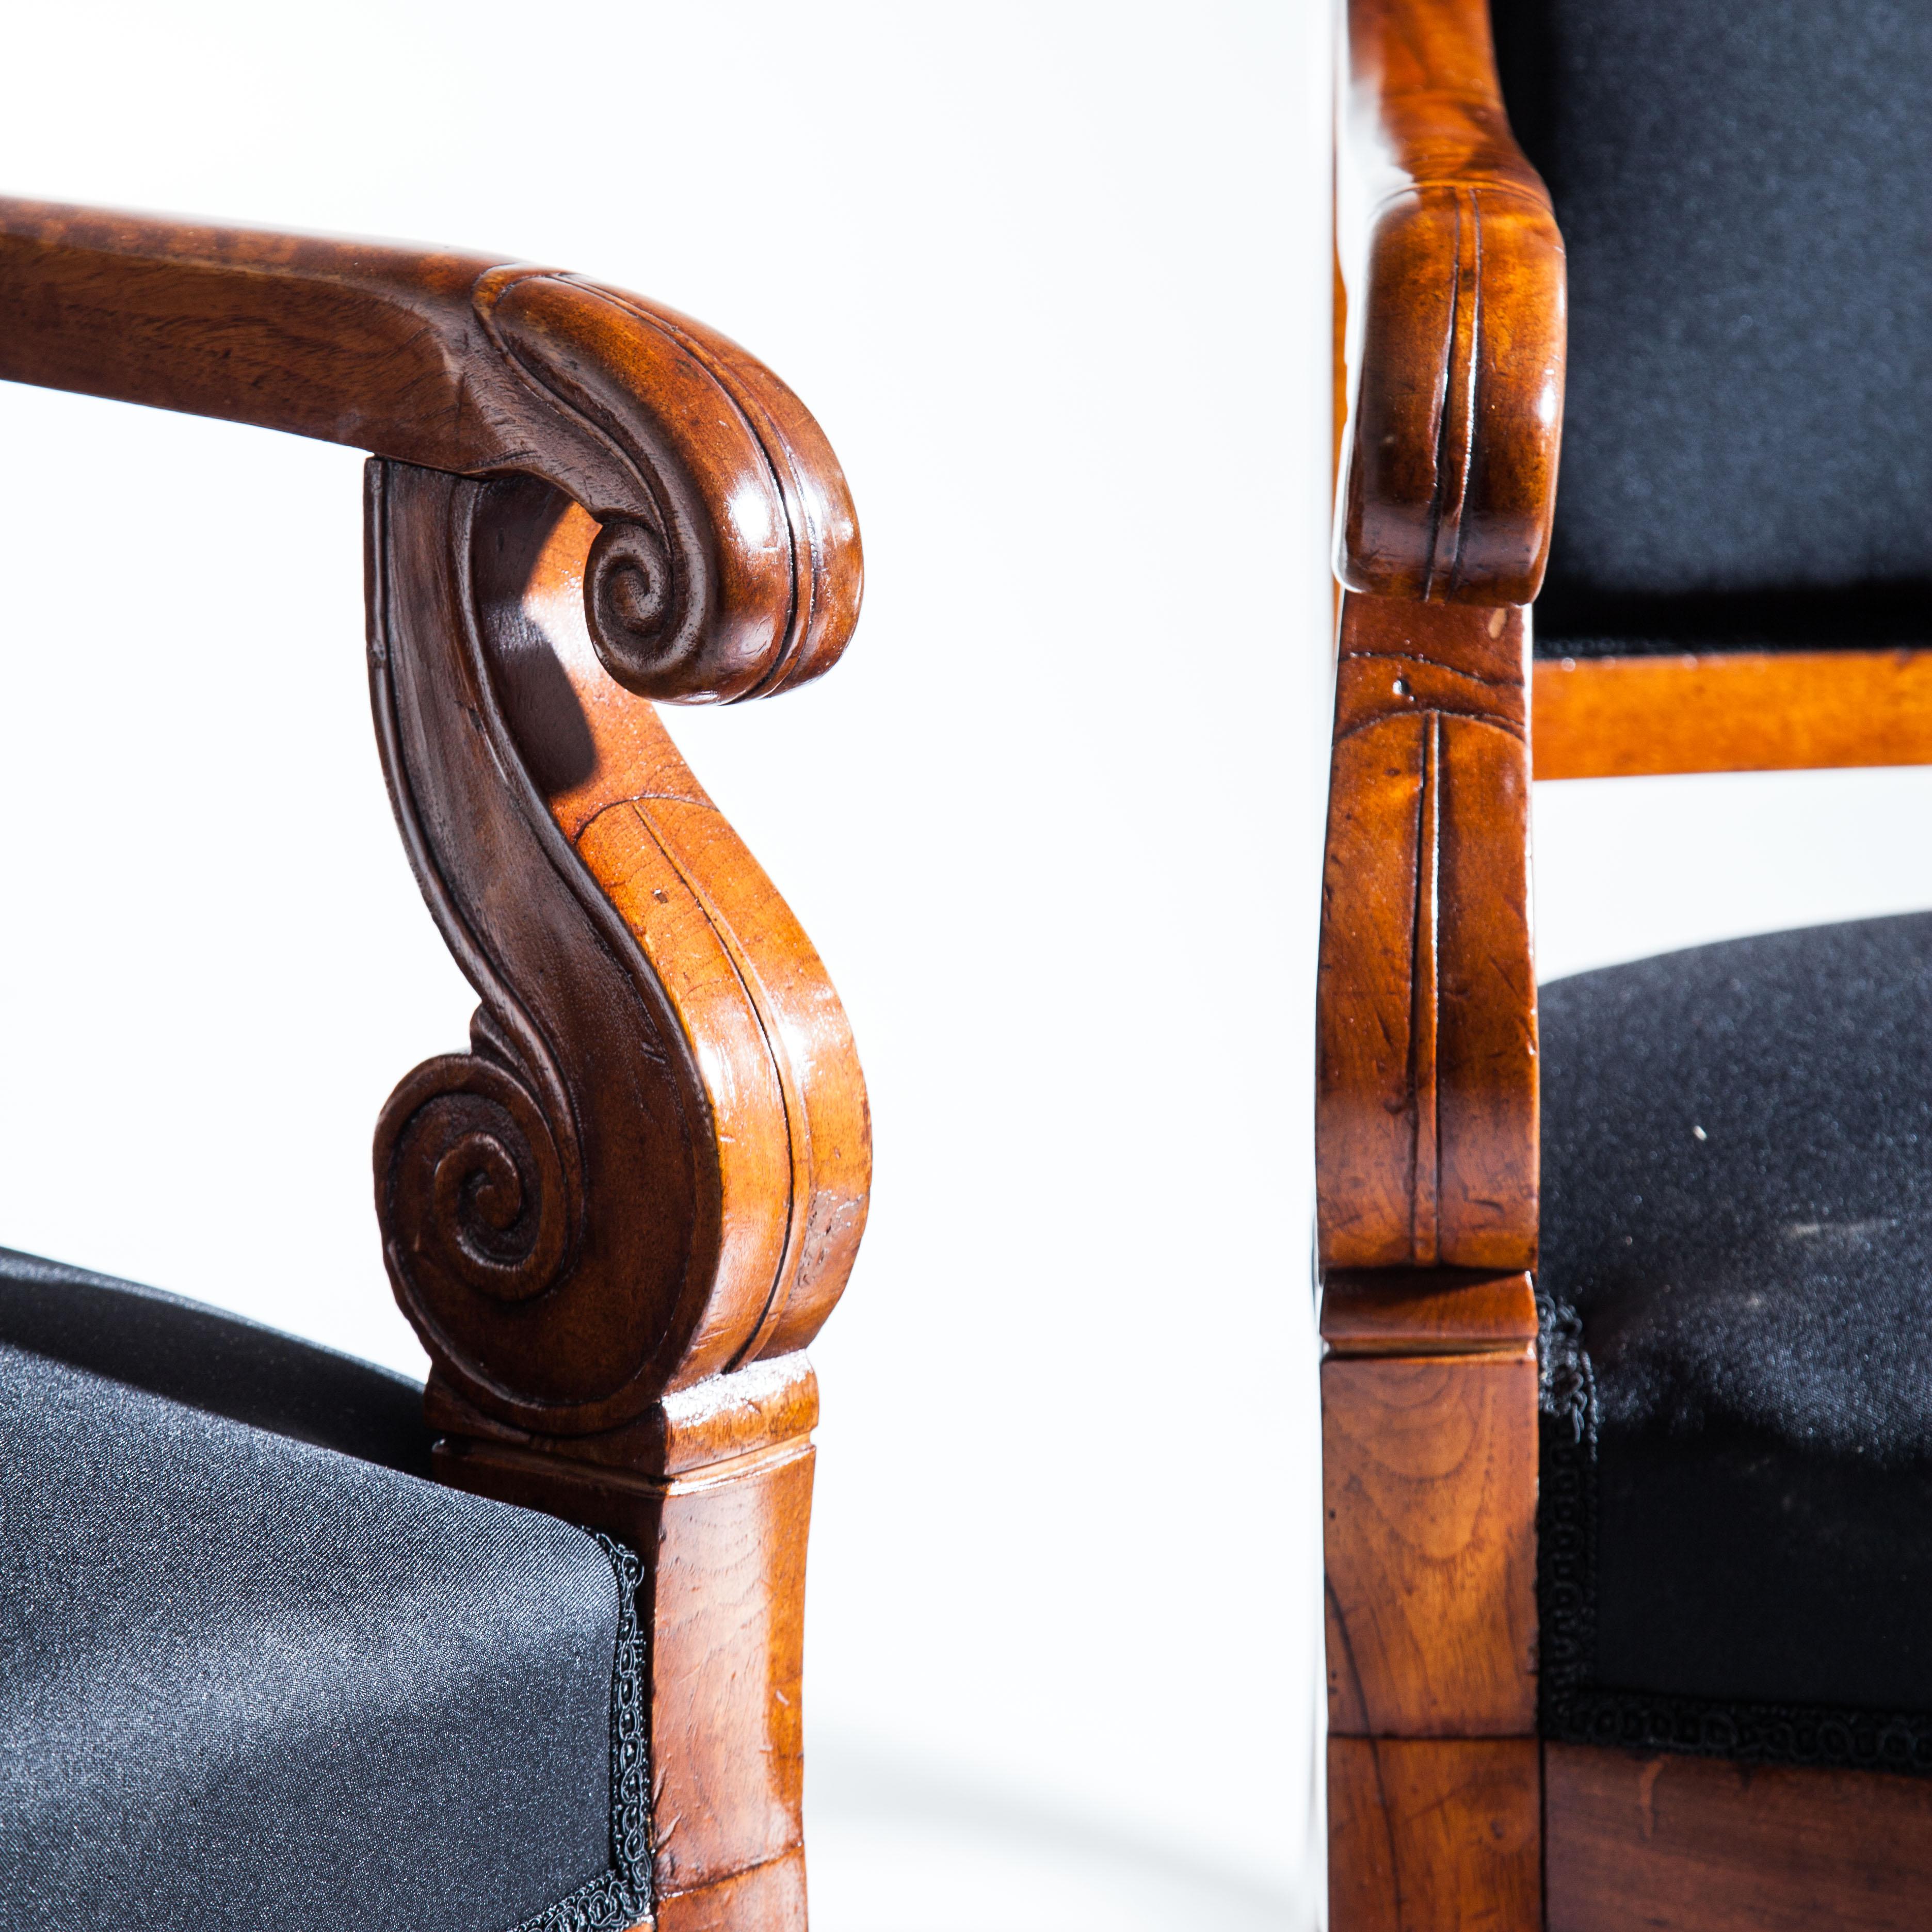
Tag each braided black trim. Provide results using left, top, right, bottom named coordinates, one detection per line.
left=1548, top=1684, right=1932, bottom=1777
left=1536, top=1289, right=1932, bottom=1777
left=506, top=1535, right=653, bottom=1931
left=1534, top=1285, right=1597, bottom=1714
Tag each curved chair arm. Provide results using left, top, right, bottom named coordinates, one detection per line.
left=1337, top=0, right=1566, bottom=607
left=0, top=194, right=870, bottom=1927
left=1317, top=592, right=1536, bottom=1272
left=1317, top=592, right=1542, bottom=1931
left=0, top=196, right=860, bottom=701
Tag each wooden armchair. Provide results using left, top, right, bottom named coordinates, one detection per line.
left=0, top=198, right=866, bottom=1932
left=1324, top=2, right=1932, bottom=1926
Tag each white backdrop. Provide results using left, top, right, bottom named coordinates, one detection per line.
left=4, top=7, right=1929, bottom=1928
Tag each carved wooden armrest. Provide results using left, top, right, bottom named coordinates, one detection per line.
left=1337, top=0, right=1567, bottom=606
left=1316, top=592, right=1542, bottom=1920
left=0, top=196, right=858, bottom=699
left=0, top=196, right=868, bottom=1929
left=1324, top=26, right=1549, bottom=1896
left=1317, top=594, right=1536, bottom=1273
left=1325, top=21, right=1549, bottom=1893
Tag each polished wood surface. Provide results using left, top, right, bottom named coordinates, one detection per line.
left=1324, top=1347, right=1536, bottom=1737
left=369, top=467, right=867, bottom=1431
left=1336, top=0, right=1566, bottom=606
left=368, top=460, right=866, bottom=1921
left=1318, top=593, right=1537, bottom=1271
left=1322, top=1268, right=1536, bottom=1356
left=1545, top=1743, right=1932, bottom=1931
left=434, top=1365, right=816, bottom=1921
left=1330, top=1737, right=1541, bottom=1932
left=1328, top=1, right=1932, bottom=1923
left=0, top=196, right=860, bottom=702
left=653, top=1854, right=808, bottom=1932
left=0, top=188, right=870, bottom=1929
left=1325, top=7, right=1552, bottom=1916
left=1535, top=649, right=1932, bottom=779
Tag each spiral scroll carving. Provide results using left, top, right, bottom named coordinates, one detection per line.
left=366, top=452, right=868, bottom=1434
left=375, top=1032, right=575, bottom=1308
left=471, top=265, right=859, bottom=706
left=582, top=514, right=704, bottom=701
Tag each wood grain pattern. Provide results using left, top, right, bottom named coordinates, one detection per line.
left=1322, top=1269, right=1537, bottom=1356
left=0, top=195, right=861, bottom=702
left=434, top=1373, right=816, bottom=1918
left=366, top=455, right=867, bottom=1925
left=657, top=1852, right=808, bottom=1932
left=422, top=1348, right=820, bottom=1478
left=1337, top=0, right=1566, bottom=606
left=1535, top=649, right=1932, bottom=779
left=1329, top=16, right=1553, bottom=1914
left=369, top=461, right=867, bottom=1922
left=369, top=465, right=868, bottom=1432
left=1330, top=1737, right=1542, bottom=1932
left=1545, top=1743, right=1932, bottom=1931
left=1324, top=1349, right=1537, bottom=1737
left=1318, top=594, right=1537, bottom=1270
left=0, top=188, right=869, bottom=1930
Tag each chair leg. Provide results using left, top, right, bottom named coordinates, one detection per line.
left=1323, top=1282, right=1542, bottom=1930
left=431, top=1358, right=819, bottom=1928
left=364, top=457, right=867, bottom=1930
left=1331, top=1737, right=1540, bottom=1930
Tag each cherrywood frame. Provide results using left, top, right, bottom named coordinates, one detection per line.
left=0, top=195, right=869, bottom=1931
left=1325, top=4, right=1932, bottom=1927
left=1535, top=650, right=1932, bottom=779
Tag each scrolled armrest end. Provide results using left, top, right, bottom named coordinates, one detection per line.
left=1338, top=183, right=1565, bottom=608
left=472, top=267, right=864, bottom=705
left=0, top=196, right=864, bottom=703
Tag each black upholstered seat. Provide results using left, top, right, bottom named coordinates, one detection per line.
left=1539, top=915, right=1932, bottom=1772
left=0, top=1250, right=646, bottom=1932
left=1491, top=0, right=1932, bottom=658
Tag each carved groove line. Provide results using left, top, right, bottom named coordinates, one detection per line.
left=1341, top=646, right=1523, bottom=691
left=573, top=793, right=810, bottom=1372
left=1363, top=175, right=1549, bottom=217
left=1424, top=188, right=1480, bottom=601
left=446, top=481, right=713, bottom=1310
left=1444, top=188, right=1483, bottom=595
left=372, top=462, right=839, bottom=1424
left=1332, top=701, right=1523, bottom=746
left=469, top=266, right=826, bottom=706
left=584, top=283, right=817, bottom=703
left=476, top=268, right=709, bottom=697
left=1418, top=193, right=1462, bottom=601
left=1410, top=710, right=1442, bottom=1265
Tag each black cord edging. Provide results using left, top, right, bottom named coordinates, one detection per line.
left=1536, top=1289, right=1932, bottom=1777
left=507, top=1534, right=653, bottom=1932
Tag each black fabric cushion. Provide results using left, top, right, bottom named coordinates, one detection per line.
left=1539, top=914, right=1932, bottom=1772
left=0, top=1250, right=648, bottom=1931
left=1490, top=0, right=1932, bottom=657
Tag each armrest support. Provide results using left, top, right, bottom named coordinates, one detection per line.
left=1337, top=0, right=1566, bottom=606
left=1317, top=592, right=1537, bottom=1270
left=0, top=197, right=860, bottom=700
left=365, top=464, right=864, bottom=1931
left=0, top=194, right=870, bottom=1925
left=1318, top=587, right=1543, bottom=1920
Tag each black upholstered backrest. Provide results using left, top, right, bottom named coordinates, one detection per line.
left=1490, top=0, right=1932, bottom=654
left=0, top=1247, right=432, bottom=1477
